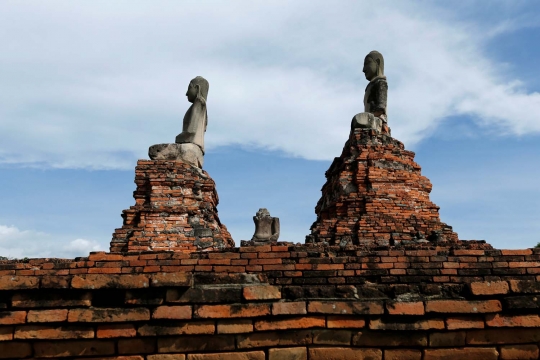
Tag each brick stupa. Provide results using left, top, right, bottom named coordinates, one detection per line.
left=110, top=160, right=234, bottom=252
left=308, top=128, right=459, bottom=246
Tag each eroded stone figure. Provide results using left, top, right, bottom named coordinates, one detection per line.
left=251, top=208, right=280, bottom=243
left=351, top=51, right=389, bottom=134
left=148, top=76, right=209, bottom=168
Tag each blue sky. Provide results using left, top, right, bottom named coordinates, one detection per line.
left=0, top=1, right=539, bottom=258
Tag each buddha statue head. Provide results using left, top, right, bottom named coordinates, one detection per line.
left=362, top=51, right=384, bottom=81
left=186, top=76, right=209, bottom=104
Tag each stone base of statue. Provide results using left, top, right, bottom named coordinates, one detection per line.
left=148, top=143, right=204, bottom=168
left=110, top=159, right=234, bottom=253
left=352, top=112, right=385, bottom=133
left=307, top=128, right=460, bottom=247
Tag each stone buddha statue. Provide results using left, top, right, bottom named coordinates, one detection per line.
left=351, top=51, right=389, bottom=134
left=148, top=76, right=209, bottom=168
left=251, top=208, right=280, bottom=243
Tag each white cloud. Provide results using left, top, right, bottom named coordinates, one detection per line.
left=0, top=1, right=539, bottom=169
left=0, top=225, right=105, bottom=259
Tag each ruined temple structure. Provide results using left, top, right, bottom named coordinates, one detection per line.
left=307, top=128, right=460, bottom=247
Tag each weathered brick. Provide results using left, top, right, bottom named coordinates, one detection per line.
left=151, top=272, right=192, bottom=287
left=424, top=347, right=498, bottom=360
left=97, top=324, right=137, bottom=338
left=272, top=302, right=306, bottom=315
left=152, top=305, right=192, bottom=320
left=158, top=335, right=235, bottom=353
left=27, top=309, right=68, bottom=322
left=254, top=316, right=325, bottom=331
left=384, top=349, right=421, bottom=360
left=243, top=285, right=281, bottom=300
left=167, top=286, right=242, bottom=303
left=369, top=318, right=444, bottom=331
left=268, top=347, right=307, bottom=360
left=195, top=304, right=270, bottom=318
left=71, top=274, right=149, bottom=289
left=237, top=330, right=313, bottom=348
left=187, top=352, right=265, bottom=360
left=467, top=328, right=540, bottom=344
left=118, top=338, right=156, bottom=354
left=353, top=331, right=427, bottom=347
left=312, top=330, right=352, bottom=345
left=425, top=300, right=501, bottom=313
left=138, top=321, right=215, bottom=336
left=429, top=331, right=466, bottom=347
left=68, top=308, right=150, bottom=322
left=501, top=249, right=532, bottom=255
left=446, top=316, right=484, bottom=330
left=217, top=319, right=253, bottom=334
left=0, top=311, right=26, bottom=325
left=12, top=292, right=92, bottom=308
left=0, top=341, right=32, bottom=358
left=327, top=316, right=366, bottom=329
left=469, top=281, right=509, bottom=295
left=14, top=325, right=94, bottom=339
left=485, top=313, right=540, bottom=327
left=308, top=301, right=383, bottom=315
left=500, top=345, right=539, bottom=360
left=41, top=275, right=71, bottom=288
left=0, top=276, right=39, bottom=290
left=386, top=301, right=424, bottom=315
left=147, top=355, right=186, bottom=360
left=33, top=340, right=115, bottom=357
left=0, top=326, right=13, bottom=341
left=308, top=347, right=382, bottom=360
left=509, top=279, right=540, bottom=294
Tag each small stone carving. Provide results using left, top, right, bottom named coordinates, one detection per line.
left=251, top=208, right=280, bottom=243
left=352, top=51, right=389, bottom=134
left=148, top=76, right=209, bottom=168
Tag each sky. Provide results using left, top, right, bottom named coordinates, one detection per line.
left=0, top=1, right=539, bottom=258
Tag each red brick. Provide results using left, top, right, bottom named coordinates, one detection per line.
left=97, top=324, right=137, bottom=338
left=327, top=316, right=366, bottom=329
left=27, top=309, right=68, bottom=322
left=217, top=319, right=253, bottom=334
left=150, top=272, right=192, bottom=287
left=0, top=342, right=32, bottom=358
left=425, top=300, right=501, bottom=313
left=370, top=318, right=444, bottom=330
left=446, top=316, right=484, bottom=330
left=0, top=327, right=13, bottom=341
left=424, top=347, right=498, bottom=360
left=195, top=304, right=270, bottom=318
left=386, top=301, right=424, bottom=315
left=152, top=306, right=192, bottom=320
left=34, top=340, right=115, bottom=357
left=158, top=335, right=235, bottom=352
left=467, top=328, right=540, bottom=344
left=453, top=250, right=485, bottom=256
left=240, top=245, right=271, bottom=252
left=71, top=274, right=149, bottom=289
left=501, top=249, right=532, bottom=255
left=0, top=311, right=26, bottom=325
left=429, top=331, right=466, bottom=347
left=243, top=285, right=281, bottom=300
left=68, top=308, right=150, bottom=322
left=500, top=345, right=539, bottom=360
left=509, top=280, right=540, bottom=294
left=188, top=351, right=265, bottom=360
left=272, top=302, right=306, bottom=315
left=268, top=347, right=307, bottom=360
left=148, top=356, right=186, bottom=360
left=308, top=301, right=383, bottom=315
left=14, top=325, right=94, bottom=339
left=118, top=338, right=156, bottom=354
left=469, top=281, right=509, bottom=295
left=486, top=314, right=540, bottom=327
left=254, top=316, right=325, bottom=331
left=11, top=292, right=92, bottom=308
left=308, top=347, right=382, bottom=360
left=41, top=275, right=71, bottom=288
left=0, top=276, right=39, bottom=290
left=384, top=349, right=421, bottom=360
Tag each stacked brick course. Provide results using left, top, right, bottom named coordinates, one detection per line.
left=309, top=129, right=458, bottom=246
left=0, top=245, right=539, bottom=359
left=111, top=160, right=233, bottom=253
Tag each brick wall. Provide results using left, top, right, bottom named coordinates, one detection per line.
left=1, top=244, right=539, bottom=359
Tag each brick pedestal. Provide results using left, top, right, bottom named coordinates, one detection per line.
left=110, top=160, right=234, bottom=252
left=308, top=129, right=458, bottom=246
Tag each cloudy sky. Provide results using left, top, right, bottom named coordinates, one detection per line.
left=1, top=1, right=539, bottom=258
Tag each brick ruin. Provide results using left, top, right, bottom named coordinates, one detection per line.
left=0, top=128, right=539, bottom=360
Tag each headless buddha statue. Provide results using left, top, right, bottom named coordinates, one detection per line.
left=352, top=51, right=390, bottom=134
